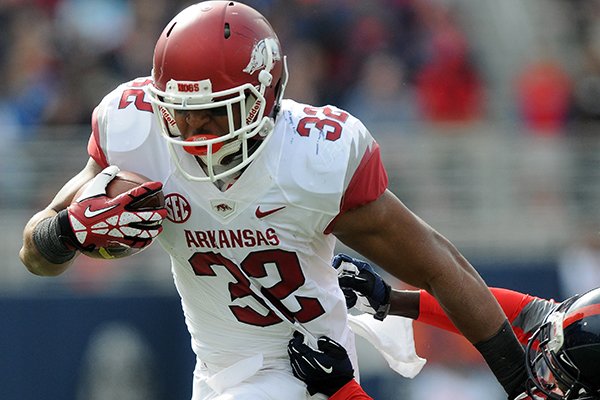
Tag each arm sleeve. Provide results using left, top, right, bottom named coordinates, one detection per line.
left=324, top=141, right=388, bottom=233
left=87, top=105, right=109, bottom=168
left=418, top=288, right=541, bottom=345
left=339, top=141, right=388, bottom=214
left=329, top=380, right=373, bottom=400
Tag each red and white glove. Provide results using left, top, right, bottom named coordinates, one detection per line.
left=57, top=166, right=167, bottom=252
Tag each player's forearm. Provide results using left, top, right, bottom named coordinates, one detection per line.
left=20, top=209, right=76, bottom=276
left=424, top=241, right=506, bottom=343
left=429, top=262, right=527, bottom=397
left=20, top=160, right=101, bottom=276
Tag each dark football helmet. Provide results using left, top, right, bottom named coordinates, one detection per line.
left=147, top=1, right=287, bottom=182
left=525, top=288, right=600, bottom=399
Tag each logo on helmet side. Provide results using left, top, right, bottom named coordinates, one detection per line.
left=243, top=37, right=281, bottom=75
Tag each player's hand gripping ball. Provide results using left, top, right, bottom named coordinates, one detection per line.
left=64, top=165, right=167, bottom=259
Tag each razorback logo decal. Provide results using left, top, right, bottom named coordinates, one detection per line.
left=243, top=37, right=281, bottom=75
left=210, top=200, right=236, bottom=217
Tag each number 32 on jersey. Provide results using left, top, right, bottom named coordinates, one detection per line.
left=297, top=106, right=349, bottom=141
left=189, top=250, right=326, bottom=327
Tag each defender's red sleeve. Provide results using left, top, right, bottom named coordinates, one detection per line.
left=329, top=380, right=373, bottom=400
left=418, top=288, right=536, bottom=345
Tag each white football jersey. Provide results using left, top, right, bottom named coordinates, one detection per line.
left=88, top=78, right=388, bottom=396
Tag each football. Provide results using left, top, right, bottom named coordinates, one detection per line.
left=74, top=170, right=165, bottom=260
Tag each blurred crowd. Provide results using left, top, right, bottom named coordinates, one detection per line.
left=3, top=0, right=600, bottom=137
left=0, top=0, right=487, bottom=138
left=1, top=0, right=177, bottom=134
left=5, top=0, right=600, bottom=236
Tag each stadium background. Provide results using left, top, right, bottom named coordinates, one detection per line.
left=1, top=0, right=599, bottom=398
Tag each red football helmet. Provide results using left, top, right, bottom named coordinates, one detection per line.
left=147, top=1, right=287, bottom=182
left=525, top=288, right=600, bottom=399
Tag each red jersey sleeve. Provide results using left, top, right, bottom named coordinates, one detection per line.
left=87, top=105, right=109, bottom=168
left=329, top=380, right=373, bottom=400
left=324, top=142, right=388, bottom=233
left=417, top=288, right=540, bottom=345
left=339, top=142, right=388, bottom=213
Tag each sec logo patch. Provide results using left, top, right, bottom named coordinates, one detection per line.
left=165, top=193, right=191, bottom=223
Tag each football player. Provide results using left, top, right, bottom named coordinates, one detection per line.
left=317, top=253, right=600, bottom=400
left=20, top=2, right=527, bottom=399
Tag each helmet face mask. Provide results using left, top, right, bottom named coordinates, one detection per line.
left=147, top=1, right=288, bottom=182
left=525, top=289, right=600, bottom=400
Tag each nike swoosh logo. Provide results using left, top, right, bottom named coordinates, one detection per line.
left=84, top=204, right=118, bottom=218
left=314, top=359, right=333, bottom=374
left=255, top=205, right=286, bottom=219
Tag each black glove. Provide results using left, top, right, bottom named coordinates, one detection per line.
left=287, top=332, right=354, bottom=396
left=333, top=253, right=391, bottom=320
